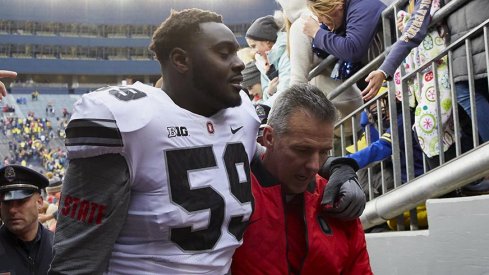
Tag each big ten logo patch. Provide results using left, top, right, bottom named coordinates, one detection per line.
left=168, top=126, right=189, bottom=138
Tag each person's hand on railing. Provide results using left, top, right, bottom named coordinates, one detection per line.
left=302, top=16, right=321, bottom=38
left=0, top=70, right=17, bottom=100
left=362, top=70, right=386, bottom=101
left=396, top=11, right=407, bottom=33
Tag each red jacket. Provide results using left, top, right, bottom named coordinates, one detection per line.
left=232, top=159, right=372, bottom=275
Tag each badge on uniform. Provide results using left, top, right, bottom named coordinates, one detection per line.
left=4, top=166, right=16, bottom=182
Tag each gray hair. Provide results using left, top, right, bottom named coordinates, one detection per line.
left=267, top=83, right=337, bottom=135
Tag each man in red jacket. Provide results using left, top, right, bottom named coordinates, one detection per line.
left=232, top=83, right=372, bottom=275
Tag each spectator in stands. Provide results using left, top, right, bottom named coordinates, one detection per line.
left=347, top=91, right=424, bottom=185
left=246, top=14, right=290, bottom=106
left=362, top=0, right=489, bottom=144
left=238, top=48, right=263, bottom=103
left=1, top=112, right=66, bottom=176
left=448, top=0, right=489, bottom=144
left=303, top=0, right=386, bottom=80
left=237, top=47, right=256, bottom=65
left=62, top=108, right=69, bottom=118
left=2, top=104, right=15, bottom=113
left=241, top=61, right=263, bottom=103
left=16, top=97, right=27, bottom=105
left=39, top=176, right=62, bottom=231
left=0, top=165, right=53, bottom=274
left=232, top=84, right=371, bottom=274
left=32, top=90, right=39, bottom=101
left=0, top=70, right=17, bottom=98
left=277, top=0, right=385, bottom=137
left=45, top=176, right=62, bottom=205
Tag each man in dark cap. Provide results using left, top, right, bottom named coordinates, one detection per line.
left=0, top=165, right=54, bottom=275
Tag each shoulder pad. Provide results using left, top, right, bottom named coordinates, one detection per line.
left=87, top=83, right=157, bottom=132
left=66, top=83, right=159, bottom=159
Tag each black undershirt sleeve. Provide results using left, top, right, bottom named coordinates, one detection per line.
left=49, top=154, right=131, bottom=275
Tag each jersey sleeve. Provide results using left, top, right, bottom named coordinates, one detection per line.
left=65, top=83, right=155, bottom=160
left=49, top=154, right=131, bottom=275
left=65, top=93, right=124, bottom=159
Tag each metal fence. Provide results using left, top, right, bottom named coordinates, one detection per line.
left=313, top=0, right=489, bottom=230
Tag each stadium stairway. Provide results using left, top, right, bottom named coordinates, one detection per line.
left=1, top=94, right=79, bottom=160
left=366, top=194, right=489, bottom=274
left=0, top=132, right=11, bottom=161
left=8, top=94, right=80, bottom=123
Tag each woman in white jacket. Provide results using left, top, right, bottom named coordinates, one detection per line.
left=246, top=15, right=290, bottom=107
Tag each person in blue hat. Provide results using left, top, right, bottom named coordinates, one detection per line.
left=0, top=165, right=53, bottom=275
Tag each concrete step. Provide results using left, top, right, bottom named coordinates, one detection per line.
left=366, top=194, right=489, bottom=275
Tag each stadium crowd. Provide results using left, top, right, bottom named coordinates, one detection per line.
left=1, top=113, right=69, bottom=177
left=0, top=0, right=488, bottom=274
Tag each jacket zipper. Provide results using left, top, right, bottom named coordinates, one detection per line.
left=298, top=194, right=308, bottom=274
left=282, top=191, right=293, bottom=275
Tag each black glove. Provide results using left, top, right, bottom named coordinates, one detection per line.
left=318, top=157, right=366, bottom=220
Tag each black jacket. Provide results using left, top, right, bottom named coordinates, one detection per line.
left=446, top=0, right=488, bottom=82
left=0, top=223, right=54, bottom=275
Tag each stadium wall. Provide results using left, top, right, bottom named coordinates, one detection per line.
left=0, top=0, right=276, bottom=82
left=1, top=58, right=160, bottom=75
left=0, top=0, right=279, bottom=25
left=0, top=34, right=150, bottom=48
left=366, top=195, right=489, bottom=274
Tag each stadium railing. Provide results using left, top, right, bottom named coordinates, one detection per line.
left=308, top=0, right=488, bottom=230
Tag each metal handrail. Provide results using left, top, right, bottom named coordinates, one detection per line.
left=361, top=142, right=489, bottom=230
left=307, top=55, right=337, bottom=81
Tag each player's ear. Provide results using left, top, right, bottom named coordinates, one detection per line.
left=262, top=125, right=274, bottom=148
left=169, top=47, right=190, bottom=73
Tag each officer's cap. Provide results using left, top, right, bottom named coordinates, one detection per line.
left=0, top=165, right=49, bottom=202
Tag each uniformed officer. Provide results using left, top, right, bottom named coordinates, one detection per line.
left=0, top=165, right=54, bottom=275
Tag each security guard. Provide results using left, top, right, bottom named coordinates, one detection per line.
left=0, top=165, right=53, bottom=275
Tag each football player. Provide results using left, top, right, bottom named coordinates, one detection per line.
left=49, top=9, right=364, bottom=275
left=50, top=9, right=258, bottom=274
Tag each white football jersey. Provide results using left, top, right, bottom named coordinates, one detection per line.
left=66, top=82, right=260, bottom=274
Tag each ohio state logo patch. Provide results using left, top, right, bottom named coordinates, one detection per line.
left=207, top=122, right=215, bottom=134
